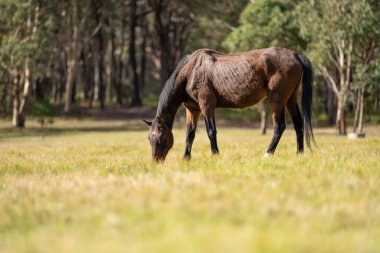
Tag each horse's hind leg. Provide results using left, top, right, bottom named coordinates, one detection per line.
left=265, top=100, right=286, bottom=157
left=183, top=107, right=200, bottom=159
left=204, top=111, right=219, bottom=155
left=198, top=90, right=219, bottom=155
left=286, top=95, right=304, bottom=153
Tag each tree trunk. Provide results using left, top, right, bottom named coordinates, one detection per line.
left=0, top=83, right=5, bottom=117
left=51, top=78, right=57, bottom=104
left=327, top=85, right=336, bottom=126
left=336, top=94, right=347, bottom=135
left=15, top=60, right=32, bottom=127
left=116, top=59, right=124, bottom=106
left=113, top=6, right=126, bottom=106
left=71, top=79, right=77, bottom=103
left=12, top=2, right=39, bottom=127
left=88, top=74, right=94, bottom=108
left=93, top=51, right=99, bottom=102
left=104, top=16, right=114, bottom=104
left=58, top=51, right=67, bottom=104
left=0, top=74, right=10, bottom=117
left=358, top=87, right=364, bottom=134
left=93, top=3, right=105, bottom=109
left=7, top=77, right=12, bottom=116
left=76, top=51, right=85, bottom=100
left=12, top=70, right=21, bottom=127
left=106, top=38, right=113, bottom=103
left=64, top=59, right=77, bottom=112
left=129, top=0, right=142, bottom=106
left=140, top=21, right=148, bottom=97
left=375, top=84, right=379, bottom=111
left=153, top=1, right=174, bottom=86
left=321, top=38, right=352, bottom=135
left=258, top=100, right=267, bottom=135
left=353, top=89, right=360, bottom=133
left=97, top=35, right=105, bottom=109
left=64, top=0, right=79, bottom=113
left=80, top=46, right=95, bottom=108
left=111, top=32, right=123, bottom=105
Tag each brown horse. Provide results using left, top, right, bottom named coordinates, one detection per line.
left=144, top=47, right=315, bottom=162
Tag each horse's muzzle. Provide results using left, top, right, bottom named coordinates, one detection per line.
left=153, top=156, right=165, bottom=163
left=153, top=152, right=167, bottom=163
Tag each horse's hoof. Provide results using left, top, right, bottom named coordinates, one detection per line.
left=212, top=149, right=219, bottom=156
left=183, top=155, right=191, bottom=160
left=263, top=153, right=272, bottom=158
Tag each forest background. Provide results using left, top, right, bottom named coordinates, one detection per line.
left=0, top=0, right=379, bottom=135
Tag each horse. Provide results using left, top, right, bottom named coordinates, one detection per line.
left=143, top=47, right=315, bottom=162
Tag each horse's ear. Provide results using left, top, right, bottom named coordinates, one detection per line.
left=143, top=120, right=152, bottom=126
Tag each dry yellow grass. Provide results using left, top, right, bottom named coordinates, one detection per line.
left=0, top=119, right=379, bottom=253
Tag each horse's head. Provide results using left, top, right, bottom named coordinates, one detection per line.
left=143, top=118, right=173, bottom=162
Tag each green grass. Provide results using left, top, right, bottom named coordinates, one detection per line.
left=0, top=119, right=379, bottom=253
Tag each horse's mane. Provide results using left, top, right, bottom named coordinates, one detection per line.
left=157, top=55, right=191, bottom=114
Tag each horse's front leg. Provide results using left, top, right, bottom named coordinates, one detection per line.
left=198, top=90, right=219, bottom=155
left=183, top=107, right=200, bottom=159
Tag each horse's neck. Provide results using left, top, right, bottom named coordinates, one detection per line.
left=156, top=87, right=183, bottom=130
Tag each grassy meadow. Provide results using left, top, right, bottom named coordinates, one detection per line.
left=0, top=118, right=379, bottom=253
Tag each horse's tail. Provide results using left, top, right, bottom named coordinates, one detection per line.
left=296, top=53, right=315, bottom=149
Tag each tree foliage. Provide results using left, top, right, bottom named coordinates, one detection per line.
left=0, top=0, right=379, bottom=132
left=296, top=0, right=380, bottom=133
left=223, top=0, right=307, bottom=52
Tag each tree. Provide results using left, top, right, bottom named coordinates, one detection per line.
left=352, top=0, right=380, bottom=134
left=16, top=0, right=40, bottom=127
left=4, top=0, right=378, bottom=131
left=92, top=0, right=106, bottom=109
left=297, top=0, right=379, bottom=135
left=148, top=0, right=194, bottom=86
left=129, top=0, right=142, bottom=106
left=223, top=0, right=307, bottom=52
left=64, top=0, right=81, bottom=113
left=0, top=0, right=42, bottom=127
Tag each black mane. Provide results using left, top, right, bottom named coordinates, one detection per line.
left=157, top=55, right=191, bottom=115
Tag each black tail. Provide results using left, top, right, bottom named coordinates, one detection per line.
left=296, top=54, right=315, bottom=149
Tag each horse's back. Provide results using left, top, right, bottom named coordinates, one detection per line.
left=184, top=47, right=303, bottom=109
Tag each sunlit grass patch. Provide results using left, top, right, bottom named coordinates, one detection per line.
left=0, top=120, right=379, bottom=253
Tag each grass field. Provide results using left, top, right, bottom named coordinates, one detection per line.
left=0, top=119, right=379, bottom=253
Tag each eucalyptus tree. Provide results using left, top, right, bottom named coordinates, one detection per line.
left=0, top=0, right=45, bottom=127
left=352, top=0, right=380, bottom=134
left=297, top=0, right=380, bottom=134
left=223, top=0, right=306, bottom=52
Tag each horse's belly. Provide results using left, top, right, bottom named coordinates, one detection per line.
left=210, top=60, right=266, bottom=108
left=213, top=80, right=266, bottom=108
